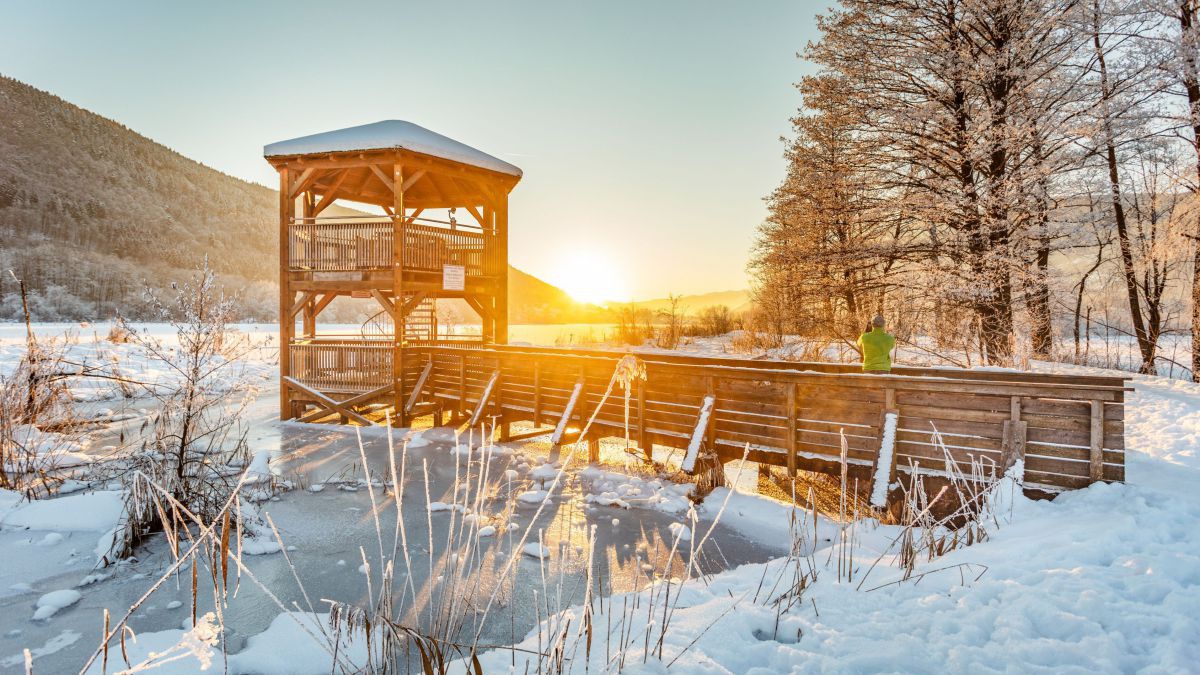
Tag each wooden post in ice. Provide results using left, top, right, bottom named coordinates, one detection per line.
left=550, top=375, right=585, bottom=454
left=870, top=387, right=899, bottom=511
left=1000, top=396, right=1027, bottom=479
left=1089, top=399, right=1104, bottom=483
left=683, top=380, right=723, bottom=491
left=637, top=378, right=650, bottom=462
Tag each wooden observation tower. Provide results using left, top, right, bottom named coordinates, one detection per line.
left=264, top=120, right=521, bottom=426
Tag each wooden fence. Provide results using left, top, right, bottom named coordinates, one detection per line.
left=400, top=345, right=1128, bottom=496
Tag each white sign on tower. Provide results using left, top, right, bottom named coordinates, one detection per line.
left=443, top=264, right=465, bottom=291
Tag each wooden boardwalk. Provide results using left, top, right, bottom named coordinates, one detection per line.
left=392, top=345, right=1128, bottom=499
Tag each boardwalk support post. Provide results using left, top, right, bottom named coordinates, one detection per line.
left=786, top=382, right=798, bottom=477
left=1089, top=399, right=1104, bottom=483
left=871, top=387, right=900, bottom=511
left=468, top=369, right=501, bottom=428
left=637, top=379, right=650, bottom=462
left=1001, top=395, right=1027, bottom=478
left=404, top=359, right=434, bottom=415
left=551, top=376, right=585, bottom=453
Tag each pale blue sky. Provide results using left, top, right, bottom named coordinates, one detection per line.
left=1, top=0, right=825, bottom=301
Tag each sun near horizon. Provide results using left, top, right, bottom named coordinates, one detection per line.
left=549, top=250, right=630, bottom=305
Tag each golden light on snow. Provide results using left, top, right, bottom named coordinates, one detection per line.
left=554, top=250, right=628, bottom=305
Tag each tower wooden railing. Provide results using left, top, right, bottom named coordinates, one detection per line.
left=287, top=217, right=499, bottom=276
left=289, top=339, right=393, bottom=394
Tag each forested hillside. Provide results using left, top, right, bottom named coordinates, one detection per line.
left=0, top=76, right=616, bottom=323
left=0, top=75, right=287, bottom=319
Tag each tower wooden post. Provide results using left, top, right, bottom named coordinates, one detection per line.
left=496, top=193, right=509, bottom=344
left=278, top=167, right=294, bottom=419
left=392, top=161, right=407, bottom=427
left=482, top=204, right=496, bottom=345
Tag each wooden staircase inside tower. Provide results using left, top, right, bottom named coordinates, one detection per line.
left=358, top=294, right=438, bottom=345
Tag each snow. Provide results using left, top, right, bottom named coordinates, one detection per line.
left=668, top=522, right=692, bottom=543
left=77, top=611, right=368, bottom=675
left=0, top=489, right=124, bottom=532
left=4, top=425, right=92, bottom=472
left=1, top=323, right=1198, bottom=673
left=871, top=411, right=898, bottom=507
left=32, top=589, right=81, bottom=620
left=262, top=120, right=523, bottom=177
left=516, top=489, right=549, bottom=504
left=528, top=462, right=560, bottom=481
left=1, top=630, right=81, bottom=669
left=521, top=543, right=550, bottom=559
left=240, top=535, right=282, bottom=555
left=244, top=448, right=272, bottom=484
left=580, top=466, right=693, bottom=513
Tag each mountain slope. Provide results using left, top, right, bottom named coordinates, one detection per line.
left=631, top=289, right=751, bottom=315
left=0, top=75, right=589, bottom=322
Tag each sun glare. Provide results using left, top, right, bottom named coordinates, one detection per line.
left=554, top=251, right=627, bottom=305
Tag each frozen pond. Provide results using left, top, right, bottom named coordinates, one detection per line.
left=1, top=397, right=797, bottom=673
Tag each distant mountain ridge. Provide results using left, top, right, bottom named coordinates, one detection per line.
left=0, top=75, right=596, bottom=322
left=629, top=289, right=751, bottom=314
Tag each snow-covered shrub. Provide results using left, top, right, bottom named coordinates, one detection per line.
left=98, top=261, right=264, bottom=563
left=0, top=296, right=89, bottom=495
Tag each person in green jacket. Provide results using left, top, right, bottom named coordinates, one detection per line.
left=857, top=314, right=895, bottom=372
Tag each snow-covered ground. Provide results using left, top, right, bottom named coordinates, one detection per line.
left=0, top=322, right=1197, bottom=673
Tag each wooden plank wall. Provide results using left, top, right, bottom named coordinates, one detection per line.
left=401, top=346, right=1127, bottom=495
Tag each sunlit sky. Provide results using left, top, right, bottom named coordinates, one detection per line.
left=1, top=0, right=824, bottom=302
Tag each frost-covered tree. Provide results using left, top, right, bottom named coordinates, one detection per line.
left=767, top=0, right=1088, bottom=364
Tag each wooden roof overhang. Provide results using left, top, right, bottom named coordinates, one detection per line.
left=265, top=148, right=522, bottom=211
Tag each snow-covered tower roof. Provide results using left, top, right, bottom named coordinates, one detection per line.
left=264, top=120, right=522, bottom=177
left=262, top=120, right=521, bottom=210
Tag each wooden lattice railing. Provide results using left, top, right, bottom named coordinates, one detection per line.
left=289, top=339, right=393, bottom=394
left=287, top=218, right=498, bottom=276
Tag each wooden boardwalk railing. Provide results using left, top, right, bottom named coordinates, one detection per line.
left=398, top=345, right=1128, bottom=497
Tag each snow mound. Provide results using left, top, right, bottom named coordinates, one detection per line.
left=516, top=490, right=549, bottom=505
left=521, top=543, right=550, bottom=560
left=32, top=589, right=81, bottom=620
left=579, top=467, right=692, bottom=514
